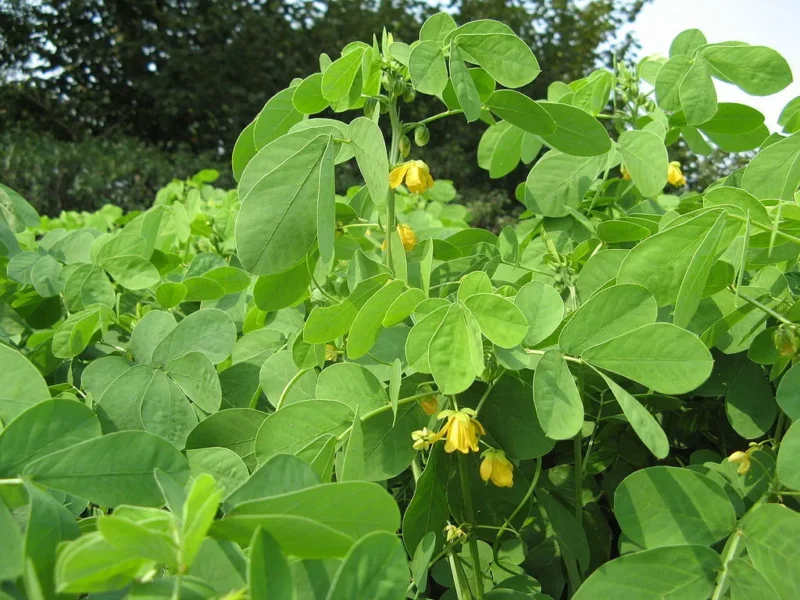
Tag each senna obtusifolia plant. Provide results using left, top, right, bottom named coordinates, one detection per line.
left=3, top=12, right=800, bottom=600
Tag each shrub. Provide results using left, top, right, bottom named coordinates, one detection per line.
left=1, top=14, right=800, bottom=600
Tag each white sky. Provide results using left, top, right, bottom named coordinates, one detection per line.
left=629, top=0, right=800, bottom=130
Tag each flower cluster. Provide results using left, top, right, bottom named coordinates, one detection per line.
left=411, top=407, right=514, bottom=488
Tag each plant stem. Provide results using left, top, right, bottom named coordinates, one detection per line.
left=475, top=369, right=505, bottom=415
left=492, top=458, right=542, bottom=575
left=386, top=96, right=402, bottom=270
left=447, top=548, right=470, bottom=600
left=0, top=478, right=23, bottom=486
left=403, top=109, right=463, bottom=131
left=525, top=348, right=583, bottom=365
left=710, top=530, right=744, bottom=600
left=731, top=288, right=792, bottom=325
left=728, top=212, right=800, bottom=246
left=336, top=392, right=434, bottom=441
left=774, top=409, right=788, bottom=443
left=573, top=435, right=583, bottom=525
left=275, top=368, right=309, bottom=410
left=457, top=452, right=485, bottom=600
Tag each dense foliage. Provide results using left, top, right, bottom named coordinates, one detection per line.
left=2, top=11, right=800, bottom=600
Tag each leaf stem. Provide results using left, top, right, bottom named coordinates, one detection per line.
left=403, top=109, right=463, bottom=131
left=386, top=96, right=401, bottom=270
left=525, top=348, right=583, bottom=365
left=0, top=478, right=23, bottom=486
left=475, top=369, right=505, bottom=415
left=275, top=368, right=309, bottom=410
left=710, top=531, right=744, bottom=600
left=728, top=212, right=800, bottom=246
left=492, top=457, right=542, bottom=575
left=447, top=548, right=470, bottom=600
left=730, top=287, right=792, bottom=325
left=457, top=452, right=485, bottom=600
left=336, top=392, right=433, bottom=441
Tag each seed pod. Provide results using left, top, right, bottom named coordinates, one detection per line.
left=399, top=135, right=411, bottom=157
left=414, top=125, right=430, bottom=146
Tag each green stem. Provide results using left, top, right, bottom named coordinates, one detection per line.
left=492, top=458, right=542, bottom=575
left=457, top=453, right=485, bottom=600
left=774, top=410, right=788, bottom=443
left=0, top=478, right=23, bottom=486
left=386, top=96, right=401, bottom=271
left=574, top=435, right=583, bottom=524
left=732, top=288, right=792, bottom=325
left=475, top=369, right=505, bottom=415
left=710, top=530, right=744, bottom=600
left=447, top=548, right=470, bottom=600
left=336, top=392, right=434, bottom=441
left=310, top=272, right=338, bottom=303
left=525, top=348, right=583, bottom=365
left=403, top=109, right=463, bottom=131
left=275, top=369, right=309, bottom=410
left=729, top=212, right=800, bottom=246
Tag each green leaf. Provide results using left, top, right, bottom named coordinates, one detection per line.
left=409, top=41, right=448, bottom=95
left=182, top=276, right=225, bottom=301
left=304, top=274, right=390, bottom=343
left=293, top=73, right=328, bottom=115
left=254, top=400, right=353, bottom=464
left=349, top=117, right=389, bottom=208
left=727, top=558, right=780, bottom=600
left=741, top=503, right=800, bottom=600
left=725, top=359, right=776, bottom=439
left=338, top=408, right=365, bottom=482
left=0, top=399, right=101, bottom=477
left=253, top=252, right=316, bottom=312
left=455, top=33, right=540, bottom=88
left=598, top=372, right=669, bottom=459
left=321, top=49, right=364, bottom=102
left=670, top=29, right=707, bottom=57
left=702, top=44, right=792, bottom=96
left=98, top=514, right=178, bottom=566
left=559, top=284, right=657, bottom=355
left=347, top=279, right=405, bottom=359
left=52, top=306, right=106, bottom=359
left=56, top=532, right=151, bottom=594
left=0, top=497, right=24, bottom=580
left=679, top=56, right=717, bottom=125
left=538, top=102, right=611, bottom=157
left=429, top=303, right=484, bottom=394
left=617, top=210, right=726, bottom=306
left=383, top=287, right=426, bottom=327
left=673, top=212, right=727, bottom=328
left=514, top=281, right=564, bottom=346
left=361, top=400, right=427, bottom=481
left=615, top=466, right=736, bottom=548
left=141, top=372, right=197, bottom=449
left=326, top=531, right=409, bottom=600
left=156, top=282, right=188, bottom=308
left=463, top=293, right=528, bottom=348
left=449, top=43, right=482, bottom=122
left=655, top=55, right=691, bottom=112
left=777, top=421, right=800, bottom=491
left=410, top=532, right=436, bottom=594
left=315, top=362, right=387, bottom=413
left=581, top=323, right=713, bottom=395
left=253, top=88, right=304, bottom=149
left=232, top=119, right=257, bottom=181
left=699, top=102, right=765, bottom=134
left=0, top=343, right=50, bottom=424
left=236, top=134, right=334, bottom=275
left=618, top=130, right=668, bottom=197
left=703, top=187, right=769, bottom=226
left=151, top=308, right=237, bottom=366
left=532, top=349, right=583, bottom=440
left=524, top=150, right=604, bottom=217
left=31, top=254, right=64, bottom=296
left=249, top=528, right=294, bottom=600
left=419, top=12, right=457, bottom=45
left=776, top=363, right=800, bottom=420
left=24, top=481, right=81, bottom=597
left=165, top=352, right=222, bottom=413
left=572, top=545, right=720, bottom=600
left=63, top=264, right=116, bottom=312
left=219, top=481, right=401, bottom=546
left=224, top=454, right=319, bottom=511
left=25, top=431, right=189, bottom=507
left=486, top=90, right=555, bottom=136
left=403, top=445, right=450, bottom=555
left=260, top=351, right=317, bottom=409
left=741, top=132, right=800, bottom=201
left=536, top=488, right=589, bottom=571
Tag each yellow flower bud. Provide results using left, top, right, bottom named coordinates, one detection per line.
left=620, top=164, right=632, bottom=181
left=411, top=427, right=442, bottom=451
left=667, top=161, right=686, bottom=187
left=397, top=224, right=417, bottom=251
left=480, top=449, right=514, bottom=488
left=388, top=160, right=434, bottom=194
left=728, top=444, right=760, bottom=476
left=437, top=408, right=485, bottom=454
left=444, top=523, right=466, bottom=543
left=324, top=344, right=337, bottom=362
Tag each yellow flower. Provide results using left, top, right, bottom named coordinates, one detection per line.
left=728, top=445, right=759, bottom=475
left=620, top=164, right=631, bottom=181
left=381, top=224, right=417, bottom=252
left=419, top=394, right=439, bottom=416
left=411, top=427, right=442, bottom=451
left=667, top=161, right=686, bottom=186
left=389, top=160, right=434, bottom=194
left=444, top=523, right=466, bottom=543
left=480, top=449, right=514, bottom=488
left=324, top=344, right=337, bottom=362
left=437, top=408, right=485, bottom=454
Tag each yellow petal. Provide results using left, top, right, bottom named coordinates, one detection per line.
left=405, top=165, right=426, bottom=194
left=389, top=163, right=411, bottom=189
left=491, top=465, right=514, bottom=488
left=480, top=457, right=493, bottom=483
